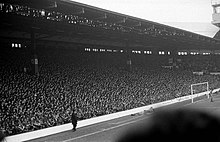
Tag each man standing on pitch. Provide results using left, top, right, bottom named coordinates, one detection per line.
left=208, top=89, right=214, bottom=102
left=71, top=110, right=77, bottom=131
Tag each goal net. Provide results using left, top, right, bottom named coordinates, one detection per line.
left=190, top=82, right=209, bottom=103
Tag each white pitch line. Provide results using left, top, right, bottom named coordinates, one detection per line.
left=183, top=98, right=207, bottom=107
left=62, top=96, right=217, bottom=142
left=190, top=107, right=220, bottom=109
left=62, top=117, right=147, bottom=142
left=109, top=115, right=143, bottom=125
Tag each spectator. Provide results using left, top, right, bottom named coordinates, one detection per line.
left=71, top=110, right=77, bottom=132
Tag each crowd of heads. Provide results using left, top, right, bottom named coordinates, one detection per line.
left=1, top=46, right=220, bottom=136
left=179, top=55, right=220, bottom=72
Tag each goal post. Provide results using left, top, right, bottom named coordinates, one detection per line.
left=190, top=82, right=209, bottom=103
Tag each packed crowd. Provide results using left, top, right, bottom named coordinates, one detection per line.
left=179, top=55, right=220, bottom=72
left=1, top=46, right=220, bottom=136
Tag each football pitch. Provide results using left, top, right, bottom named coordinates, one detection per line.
left=27, top=92, right=220, bottom=142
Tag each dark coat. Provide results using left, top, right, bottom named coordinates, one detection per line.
left=71, top=112, right=77, bottom=124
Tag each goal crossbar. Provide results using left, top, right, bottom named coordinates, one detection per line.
left=190, top=82, right=209, bottom=103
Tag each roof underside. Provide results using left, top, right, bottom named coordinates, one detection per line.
left=0, top=0, right=220, bottom=50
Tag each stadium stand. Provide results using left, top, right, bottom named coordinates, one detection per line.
left=1, top=0, right=220, bottom=139
left=1, top=45, right=220, bottom=136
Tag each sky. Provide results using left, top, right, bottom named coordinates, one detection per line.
left=72, top=0, right=219, bottom=37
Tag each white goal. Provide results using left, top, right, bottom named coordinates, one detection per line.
left=190, top=82, right=209, bottom=103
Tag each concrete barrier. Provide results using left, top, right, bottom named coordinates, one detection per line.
left=5, top=88, right=220, bottom=142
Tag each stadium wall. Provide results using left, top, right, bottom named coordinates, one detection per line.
left=6, top=88, right=220, bottom=142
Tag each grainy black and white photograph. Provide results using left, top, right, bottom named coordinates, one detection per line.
left=1, top=0, right=220, bottom=142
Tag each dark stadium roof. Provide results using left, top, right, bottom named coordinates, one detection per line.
left=0, top=0, right=220, bottom=50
